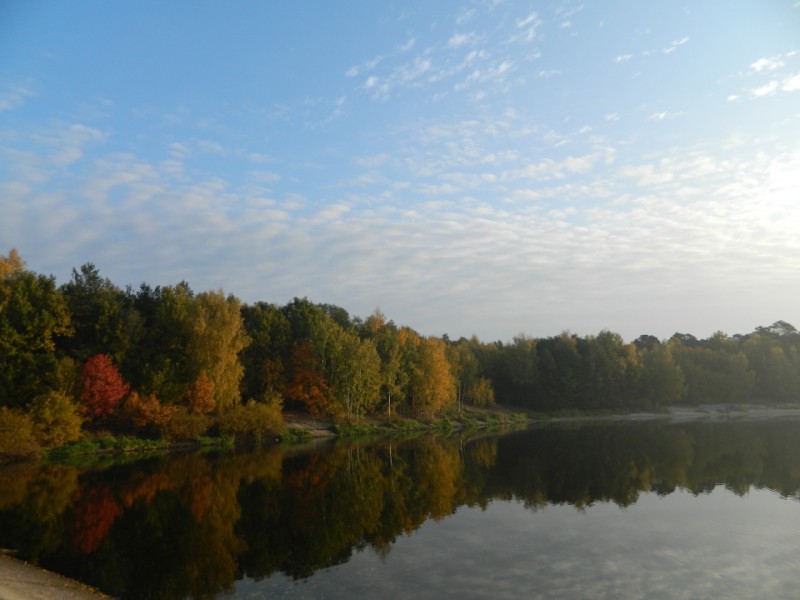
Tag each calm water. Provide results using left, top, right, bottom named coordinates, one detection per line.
left=1, top=419, right=799, bottom=599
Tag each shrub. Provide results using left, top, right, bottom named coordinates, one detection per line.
left=218, top=397, right=285, bottom=442
left=162, top=407, right=210, bottom=441
left=29, top=390, right=83, bottom=447
left=119, top=391, right=174, bottom=434
left=0, top=407, right=41, bottom=460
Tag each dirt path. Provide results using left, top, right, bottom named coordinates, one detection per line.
left=0, top=554, right=112, bottom=600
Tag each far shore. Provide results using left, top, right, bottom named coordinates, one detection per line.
left=282, top=403, right=800, bottom=438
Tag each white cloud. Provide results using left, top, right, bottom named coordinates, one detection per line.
left=751, top=56, right=785, bottom=72
left=750, top=80, right=778, bottom=97
left=33, top=123, right=106, bottom=167
left=782, top=72, right=800, bottom=92
left=516, top=13, right=539, bottom=28
left=456, top=8, right=476, bottom=25
left=448, top=32, right=478, bottom=49
left=614, top=54, right=633, bottom=64
left=396, top=37, right=416, bottom=53
left=663, top=36, right=689, bottom=54
left=354, top=153, right=390, bottom=168
left=0, top=82, right=36, bottom=112
left=648, top=111, right=682, bottom=122
left=511, top=12, right=541, bottom=43
left=536, top=69, right=562, bottom=79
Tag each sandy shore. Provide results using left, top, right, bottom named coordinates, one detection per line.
left=0, top=554, right=112, bottom=600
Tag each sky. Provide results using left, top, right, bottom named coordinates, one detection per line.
left=2, top=1, right=799, bottom=343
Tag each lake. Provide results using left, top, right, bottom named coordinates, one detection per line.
left=1, top=418, right=799, bottom=599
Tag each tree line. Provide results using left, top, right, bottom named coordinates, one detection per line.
left=2, top=248, right=799, bottom=454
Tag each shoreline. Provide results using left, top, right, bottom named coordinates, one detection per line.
left=0, top=553, right=112, bottom=600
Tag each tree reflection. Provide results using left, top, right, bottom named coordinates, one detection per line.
left=1, top=420, right=800, bottom=598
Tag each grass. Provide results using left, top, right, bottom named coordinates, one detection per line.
left=45, top=432, right=236, bottom=465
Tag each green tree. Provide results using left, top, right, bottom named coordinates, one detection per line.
left=579, top=331, right=638, bottom=409
left=240, top=302, right=291, bottom=403
left=0, top=254, right=73, bottom=409
left=362, top=310, right=404, bottom=418
left=59, top=263, right=142, bottom=365
left=331, top=330, right=381, bottom=421
left=129, top=282, right=195, bottom=405
left=672, top=338, right=754, bottom=404
left=637, top=344, right=685, bottom=408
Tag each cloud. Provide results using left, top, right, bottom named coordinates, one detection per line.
left=0, top=82, right=36, bottom=112
left=448, top=32, right=479, bottom=49
left=614, top=54, right=633, bottom=63
left=456, top=8, right=477, bottom=25
left=354, top=153, right=390, bottom=168
left=782, top=72, right=800, bottom=92
left=536, top=69, right=562, bottom=79
left=455, top=60, right=513, bottom=92
left=648, top=111, right=682, bottom=121
left=663, top=36, right=689, bottom=54
left=511, top=12, right=541, bottom=43
left=396, top=37, right=416, bottom=53
left=32, top=123, right=106, bottom=167
left=750, top=56, right=785, bottom=72
left=750, top=80, right=778, bottom=97
left=4, top=119, right=800, bottom=342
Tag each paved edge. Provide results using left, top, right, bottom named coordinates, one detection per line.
left=0, top=554, right=113, bottom=600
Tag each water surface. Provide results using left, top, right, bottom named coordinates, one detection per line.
left=1, top=419, right=799, bottom=599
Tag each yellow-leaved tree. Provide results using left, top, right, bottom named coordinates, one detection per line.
left=189, top=291, right=250, bottom=413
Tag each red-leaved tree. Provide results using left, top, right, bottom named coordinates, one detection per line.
left=79, top=354, right=129, bottom=420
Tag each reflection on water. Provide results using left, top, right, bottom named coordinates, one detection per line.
left=1, top=420, right=799, bottom=599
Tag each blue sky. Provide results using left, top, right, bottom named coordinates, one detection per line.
left=2, top=1, right=799, bottom=342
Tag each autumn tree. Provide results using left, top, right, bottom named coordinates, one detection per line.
left=282, top=298, right=339, bottom=416
left=0, top=248, right=25, bottom=277
left=286, top=341, right=331, bottom=415
left=187, top=369, right=216, bottom=415
left=188, top=290, right=250, bottom=412
left=406, top=335, right=456, bottom=418
left=79, top=354, right=130, bottom=421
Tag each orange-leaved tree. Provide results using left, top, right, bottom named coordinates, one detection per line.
left=79, top=354, right=130, bottom=421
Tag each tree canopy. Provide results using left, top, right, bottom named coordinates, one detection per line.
left=2, top=247, right=800, bottom=453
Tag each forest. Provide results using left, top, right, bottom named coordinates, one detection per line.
left=2, top=247, right=800, bottom=457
